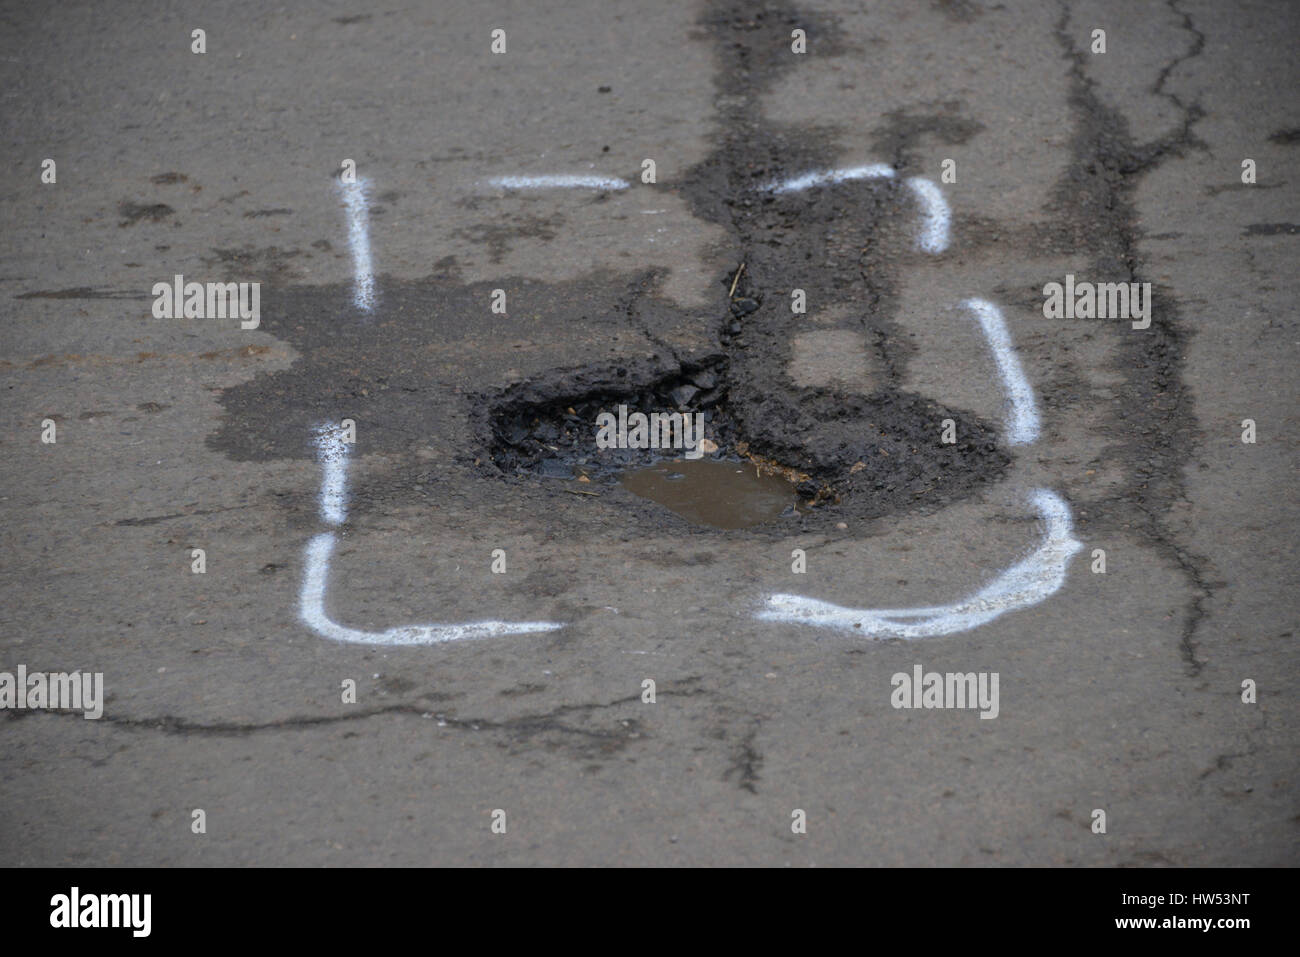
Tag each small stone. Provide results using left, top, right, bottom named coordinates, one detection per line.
left=835, top=522, right=848, bottom=530
left=668, top=384, right=699, bottom=407
left=698, top=438, right=718, bottom=454
left=730, top=297, right=760, bottom=317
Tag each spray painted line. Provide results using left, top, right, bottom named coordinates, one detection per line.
left=905, top=177, right=950, bottom=254
left=964, top=298, right=1040, bottom=446
left=300, top=533, right=565, bottom=645
left=338, top=178, right=376, bottom=312
left=482, top=167, right=948, bottom=252
left=485, top=174, right=630, bottom=191
left=297, top=426, right=565, bottom=646
left=757, top=489, right=1083, bottom=638
left=759, top=164, right=896, bottom=193
left=315, top=423, right=349, bottom=526
left=757, top=166, right=950, bottom=254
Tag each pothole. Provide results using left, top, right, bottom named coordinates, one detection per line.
left=484, top=359, right=736, bottom=480
left=481, top=345, right=1011, bottom=531
left=482, top=356, right=816, bottom=528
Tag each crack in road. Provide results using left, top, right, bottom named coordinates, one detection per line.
left=2, top=684, right=723, bottom=757
left=1054, top=0, right=1212, bottom=676
left=4, top=694, right=644, bottom=743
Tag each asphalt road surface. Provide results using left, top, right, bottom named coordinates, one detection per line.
left=1, top=0, right=1297, bottom=866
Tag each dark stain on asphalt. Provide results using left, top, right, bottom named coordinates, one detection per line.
left=869, top=102, right=985, bottom=170
left=117, top=202, right=175, bottom=226
left=201, top=245, right=305, bottom=283
left=1242, top=222, right=1298, bottom=236
left=932, top=0, right=983, bottom=23
left=453, top=213, right=567, bottom=264
left=114, top=513, right=187, bottom=527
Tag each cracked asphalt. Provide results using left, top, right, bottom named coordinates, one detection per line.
left=1, top=0, right=1297, bottom=866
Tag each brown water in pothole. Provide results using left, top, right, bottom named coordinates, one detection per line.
left=618, top=459, right=799, bottom=529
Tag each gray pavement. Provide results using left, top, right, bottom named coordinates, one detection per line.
left=0, top=0, right=1296, bottom=865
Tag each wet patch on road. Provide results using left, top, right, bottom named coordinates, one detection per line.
left=619, top=459, right=798, bottom=530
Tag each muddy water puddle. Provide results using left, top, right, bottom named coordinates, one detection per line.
left=618, top=459, right=798, bottom=529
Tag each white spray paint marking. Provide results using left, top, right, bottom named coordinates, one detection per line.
left=757, top=489, right=1082, bottom=638
left=964, top=298, right=1040, bottom=445
left=314, top=423, right=350, bottom=525
left=757, top=166, right=948, bottom=253
left=760, top=164, right=895, bottom=194
left=300, top=534, right=564, bottom=646
left=338, top=178, right=376, bottom=312
left=904, top=176, right=950, bottom=253
left=486, top=174, right=630, bottom=191
left=299, top=421, right=564, bottom=646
